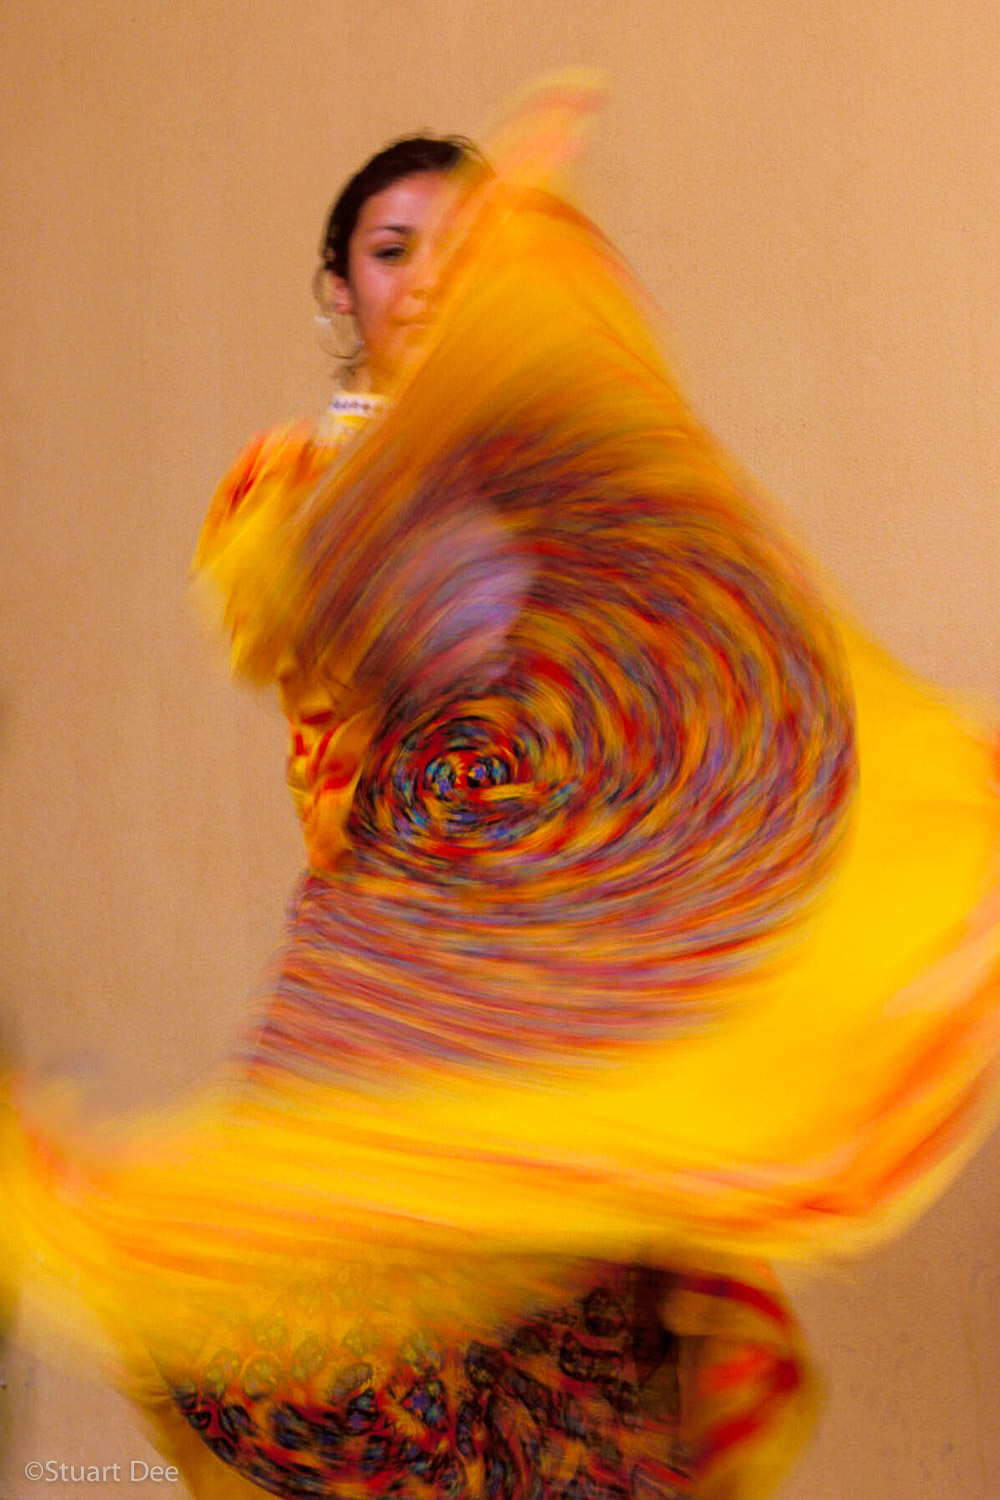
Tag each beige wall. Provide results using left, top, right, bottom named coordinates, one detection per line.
left=2, top=3, right=998, bottom=1498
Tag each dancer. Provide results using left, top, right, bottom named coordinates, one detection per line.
left=5, top=80, right=999, bottom=1500
left=167, top=125, right=813, bottom=1500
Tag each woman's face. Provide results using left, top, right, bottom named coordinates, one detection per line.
left=330, top=171, right=447, bottom=391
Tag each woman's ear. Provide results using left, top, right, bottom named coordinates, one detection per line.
left=325, top=271, right=354, bottom=318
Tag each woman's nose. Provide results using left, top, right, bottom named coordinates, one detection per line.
left=397, top=247, right=434, bottom=312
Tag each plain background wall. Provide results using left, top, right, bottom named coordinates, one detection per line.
left=2, top=3, right=998, bottom=1497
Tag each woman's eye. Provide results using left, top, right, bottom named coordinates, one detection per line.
left=374, top=244, right=409, bottom=263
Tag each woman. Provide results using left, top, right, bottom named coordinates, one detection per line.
left=6, top=85, right=999, bottom=1500
left=168, top=129, right=812, bottom=1500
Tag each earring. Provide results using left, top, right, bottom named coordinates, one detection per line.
left=314, top=313, right=365, bottom=365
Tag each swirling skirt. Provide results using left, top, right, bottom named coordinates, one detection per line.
left=140, top=1262, right=807, bottom=1500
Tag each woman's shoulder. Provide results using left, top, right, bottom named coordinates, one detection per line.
left=194, top=394, right=393, bottom=629
left=200, top=393, right=389, bottom=554
left=198, top=419, right=318, bottom=560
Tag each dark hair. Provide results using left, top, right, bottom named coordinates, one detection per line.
left=319, top=136, right=473, bottom=281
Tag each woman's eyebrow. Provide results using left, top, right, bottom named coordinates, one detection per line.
left=367, top=222, right=416, bottom=236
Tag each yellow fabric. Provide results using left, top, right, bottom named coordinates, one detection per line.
left=2, top=75, right=998, bottom=1500
left=185, top=83, right=1000, bottom=1259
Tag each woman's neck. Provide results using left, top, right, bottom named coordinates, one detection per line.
left=342, top=361, right=393, bottom=397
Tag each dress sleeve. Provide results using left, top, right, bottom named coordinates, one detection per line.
left=193, top=420, right=330, bottom=684
left=197, top=420, right=385, bottom=871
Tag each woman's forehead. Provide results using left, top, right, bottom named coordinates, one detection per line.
left=355, top=172, right=449, bottom=236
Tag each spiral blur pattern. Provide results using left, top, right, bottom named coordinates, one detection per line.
left=248, top=413, right=857, bottom=1082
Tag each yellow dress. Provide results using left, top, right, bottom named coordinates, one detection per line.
left=3, top=76, right=999, bottom=1500
left=136, top=392, right=810, bottom=1500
